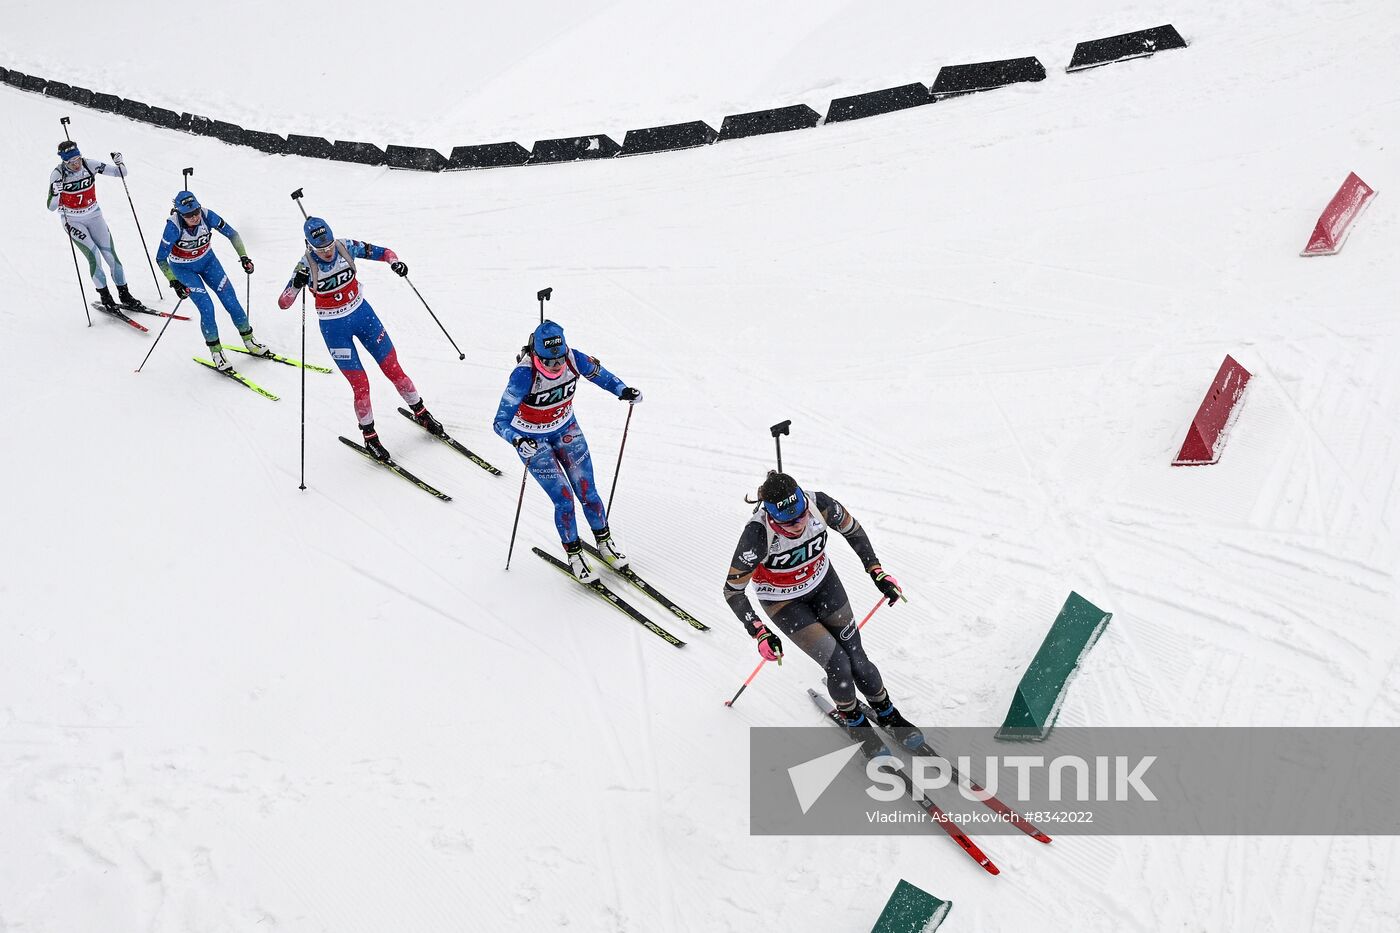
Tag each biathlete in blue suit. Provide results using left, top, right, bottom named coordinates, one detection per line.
left=493, top=319, right=643, bottom=581
left=277, top=216, right=443, bottom=461
left=156, top=191, right=269, bottom=371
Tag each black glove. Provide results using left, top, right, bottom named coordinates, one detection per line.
left=754, top=625, right=783, bottom=663
left=869, top=566, right=905, bottom=606
left=292, top=269, right=309, bottom=290
left=620, top=387, right=643, bottom=403
left=169, top=279, right=190, bottom=299
left=240, top=256, right=254, bottom=274
left=390, top=261, right=408, bottom=277
left=514, top=436, right=539, bottom=459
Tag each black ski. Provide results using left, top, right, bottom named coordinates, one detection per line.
left=338, top=437, right=453, bottom=501
left=396, top=408, right=502, bottom=475
left=581, top=543, right=710, bottom=631
left=857, top=701, right=1052, bottom=844
left=532, top=547, right=685, bottom=647
left=810, top=689, right=999, bottom=875
left=91, top=302, right=149, bottom=332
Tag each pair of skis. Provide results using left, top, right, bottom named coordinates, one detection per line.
left=338, top=408, right=503, bottom=501
left=809, top=689, right=1051, bottom=876
left=532, top=546, right=710, bottom=647
left=193, top=345, right=332, bottom=401
left=92, top=298, right=191, bottom=333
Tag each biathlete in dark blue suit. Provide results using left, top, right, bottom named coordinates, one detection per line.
left=493, top=320, right=642, bottom=581
left=157, top=190, right=269, bottom=371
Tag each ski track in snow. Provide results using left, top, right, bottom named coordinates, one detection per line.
left=4, top=0, right=1400, bottom=930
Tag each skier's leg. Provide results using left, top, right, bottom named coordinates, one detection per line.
left=357, top=301, right=421, bottom=407
left=523, top=441, right=578, bottom=544
left=553, top=429, right=608, bottom=534
left=85, top=212, right=126, bottom=288
left=205, top=256, right=250, bottom=332
left=320, top=316, right=372, bottom=425
left=810, top=571, right=888, bottom=705
left=172, top=264, right=219, bottom=346
left=66, top=218, right=105, bottom=289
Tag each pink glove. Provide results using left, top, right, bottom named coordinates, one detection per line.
left=755, top=625, right=783, bottom=663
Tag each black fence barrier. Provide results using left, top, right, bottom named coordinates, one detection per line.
left=91, top=92, right=123, bottom=114
left=387, top=145, right=448, bottom=171
left=446, top=142, right=531, bottom=170
left=1067, top=25, right=1187, bottom=72
left=529, top=134, right=622, bottom=164
left=286, top=134, right=335, bottom=159
left=825, top=83, right=932, bottom=123
left=718, top=104, right=821, bottom=141
left=241, top=130, right=287, bottom=154
left=931, top=57, right=1046, bottom=98
left=3, top=42, right=1186, bottom=173
left=620, top=120, right=718, bottom=156
left=331, top=140, right=386, bottom=166
left=118, top=99, right=151, bottom=123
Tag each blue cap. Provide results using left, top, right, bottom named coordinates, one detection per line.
left=173, top=190, right=201, bottom=215
left=762, top=486, right=808, bottom=524
left=304, top=216, right=334, bottom=248
left=58, top=141, right=81, bottom=160
left=533, top=320, right=568, bottom=360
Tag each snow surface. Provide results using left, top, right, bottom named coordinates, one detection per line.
left=4, top=2, right=1400, bottom=931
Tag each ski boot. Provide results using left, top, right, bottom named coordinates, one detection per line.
left=96, top=286, right=119, bottom=311
left=361, top=422, right=392, bottom=462
left=838, top=704, right=893, bottom=759
left=409, top=399, right=445, bottom=436
left=871, top=698, right=926, bottom=752
left=564, top=540, right=598, bottom=583
left=239, top=327, right=275, bottom=359
left=208, top=341, right=235, bottom=373
left=592, top=524, right=629, bottom=570
left=116, top=284, right=143, bottom=310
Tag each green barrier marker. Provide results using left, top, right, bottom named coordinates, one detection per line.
left=871, top=879, right=951, bottom=933
left=997, top=591, right=1112, bottom=741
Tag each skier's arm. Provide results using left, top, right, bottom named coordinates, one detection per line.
left=343, top=239, right=400, bottom=263
left=723, top=520, right=770, bottom=636
left=492, top=366, right=535, bottom=446
left=46, top=170, right=61, bottom=211
left=814, top=491, right=880, bottom=571
left=155, top=218, right=180, bottom=277
left=91, top=157, right=127, bottom=179
left=277, top=259, right=310, bottom=309
left=572, top=350, right=628, bottom=397
left=204, top=210, right=248, bottom=258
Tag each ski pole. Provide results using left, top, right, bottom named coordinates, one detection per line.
left=504, top=469, right=528, bottom=570
left=771, top=419, right=791, bottom=471
left=537, top=286, right=552, bottom=324
left=112, top=151, right=163, bottom=299
left=133, top=297, right=187, bottom=373
left=299, top=286, right=308, bottom=491
left=63, top=222, right=92, bottom=327
left=291, top=188, right=309, bottom=491
left=724, top=596, right=885, bottom=707
left=606, top=401, right=634, bottom=515
left=403, top=275, right=465, bottom=360
left=57, top=119, right=92, bottom=327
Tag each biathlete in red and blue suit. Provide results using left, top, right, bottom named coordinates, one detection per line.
left=277, top=216, right=443, bottom=460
